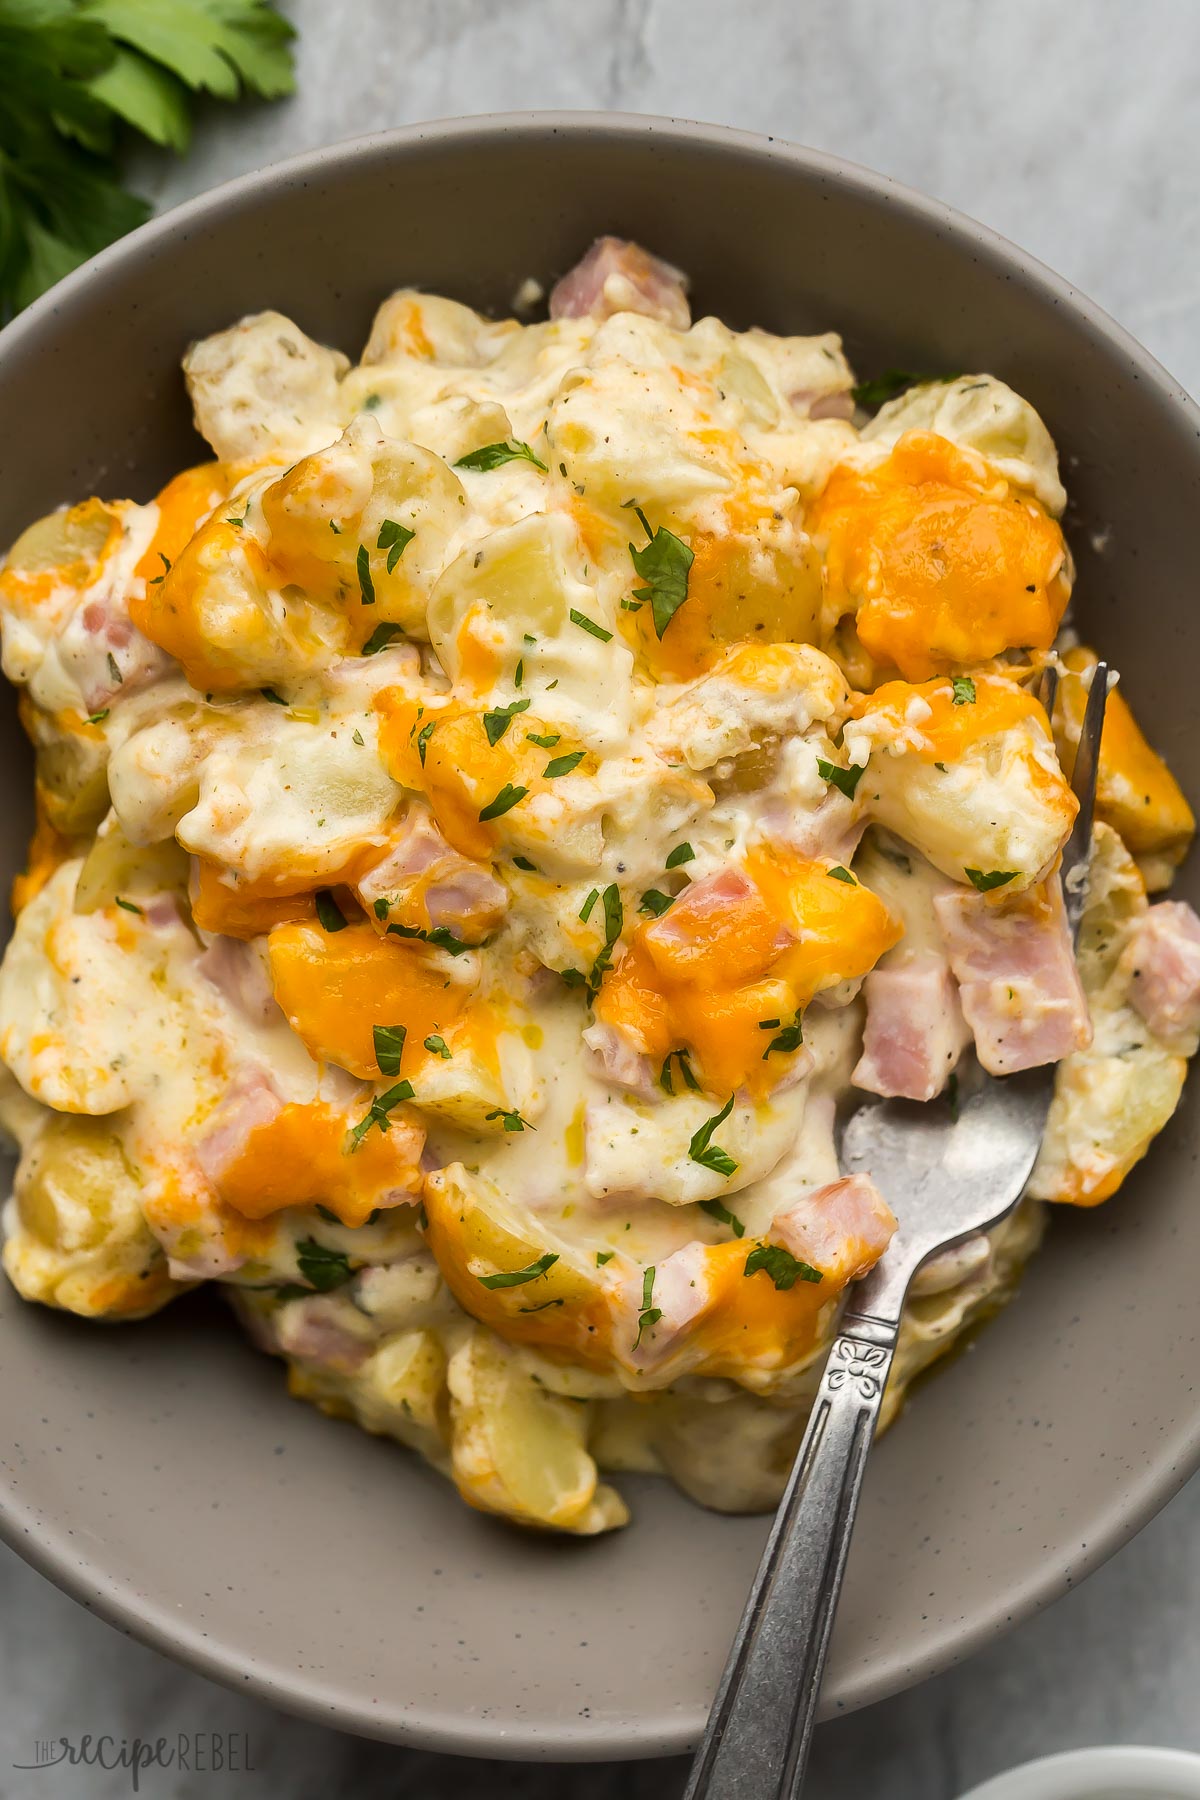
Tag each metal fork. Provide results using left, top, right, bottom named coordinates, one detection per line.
left=684, top=661, right=1110, bottom=1800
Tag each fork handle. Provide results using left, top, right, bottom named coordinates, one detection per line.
left=682, top=1311, right=898, bottom=1800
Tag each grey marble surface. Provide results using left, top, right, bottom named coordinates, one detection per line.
left=4, top=1, right=1200, bottom=1795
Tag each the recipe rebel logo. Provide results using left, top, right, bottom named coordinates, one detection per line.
left=12, top=1732, right=258, bottom=1790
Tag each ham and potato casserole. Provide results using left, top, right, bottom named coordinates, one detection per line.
left=1, top=237, right=1197, bottom=1535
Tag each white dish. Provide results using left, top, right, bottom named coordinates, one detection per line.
left=958, top=1746, right=1200, bottom=1800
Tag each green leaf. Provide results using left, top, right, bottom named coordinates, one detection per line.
left=477, top=1251, right=558, bottom=1289
left=849, top=369, right=961, bottom=410
left=356, top=541, right=375, bottom=606
left=965, top=868, right=1018, bottom=892
left=632, top=1264, right=660, bottom=1351
left=372, top=1023, right=406, bottom=1077
left=83, top=44, right=190, bottom=149
left=114, top=894, right=142, bottom=914
left=348, top=1079, right=414, bottom=1149
left=454, top=439, right=547, bottom=473
left=315, top=890, right=347, bottom=932
left=587, top=883, right=623, bottom=994
left=638, top=889, right=673, bottom=917
left=596, top=1250, right=614, bottom=1266
left=386, top=921, right=473, bottom=957
left=377, top=517, right=414, bottom=572
left=416, top=719, right=435, bottom=765
left=260, top=685, right=287, bottom=704
left=512, top=855, right=537, bottom=872
left=743, top=1243, right=823, bottom=1290
left=478, top=782, right=528, bottom=822
left=79, top=0, right=296, bottom=103
left=360, top=622, right=406, bottom=655
left=568, top=608, right=612, bottom=643
left=294, top=1236, right=354, bottom=1293
left=827, top=865, right=856, bottom=884
left=482, top=697, right=530, bottom=746
left=423, top=1033, right=451, bottom=1060
left=688, top=1094, right=738, bottom=1178
left=816, top=757, right=867, bottom=800
left=485, top=1107, right=534, bottom=1133
left=526, top=731, right=560, bottom=749
left=665, top=842, right=694, bottom=870
left=659, top=1049, right=699, bottom=1096
left=579, top=887, right=599, bottom=922
left=543, top=749, right=585, bottom=778
left=699, top=1197, right=745, bottom=1237
left=951, top=675, right=976, bottom=706
left=761, top=1014, right=803, bottom=1059
left=628, top=507, right=693, bottom=639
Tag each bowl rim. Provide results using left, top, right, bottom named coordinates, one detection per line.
left=1, top=109, right=1199, bottom=1762
left=956, top=1745, right=1200, bottom=1799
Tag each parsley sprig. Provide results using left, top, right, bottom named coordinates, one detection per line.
left=0, top=0, right=295, bottom=319
left=688, top=1095, right=738, bottom=1179
left=628, top=507, right=693, bottom=639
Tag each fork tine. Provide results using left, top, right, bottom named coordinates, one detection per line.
left=1060, top=659, right=1110, bottom=942
left=1034, top=662, right=1059, bottom=722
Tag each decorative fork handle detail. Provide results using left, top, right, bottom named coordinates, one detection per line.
left=682, top=1311, right=899, bottom=1800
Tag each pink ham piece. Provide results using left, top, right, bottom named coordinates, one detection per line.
left=1127, top=900, right=1200, bottom=1049
left=769, top=1174, right=897, bottom=1282
left=197, top=934, right=280, bottom=1025
left=934, top=878, right=1091, bottom=1075
left=195, top=1067, right=282, bottom=1186
left=620, top=1240, right=712, bottom=1369
left=792, top=389, right=856, bottom=422
left=853, top=951, right=970, bottom=1102
left=548, top=237, right=691, bottom=330
left=581, top=1020, right=658, bottom=1099
left=274, top=1295, right=375, bottom=1375
left=356, top=803, right=508, bottom=943
left=642, top=865, right=795, bottom=983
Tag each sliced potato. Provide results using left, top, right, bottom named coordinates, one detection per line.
left=73, top=818, right=190, bottom=914
left=447, top=1329, right=628, bottom=1534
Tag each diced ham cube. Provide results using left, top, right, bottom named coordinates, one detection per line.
left=195, top=1067, right=283, bottom=1184
left=197, top=934, right=281, bottom=1025
left=934, top=878, right=1091, bottom=1075
left=548, top=237, right=691, bottom=330
left=356, top=803, right=509, bottom=943
left=581, top=1020, right=657, bottom=1099
left=274, top=1294, right=375, bottom=1374
left=853, top=951, right=970, bottom=1102
left=1126, top=900, right=1200, bottom=1050
left=642, top=866, right=795, bottom=985
left=621, top=1240, right=713, bottom=1368
left=769, top=1174, right=897, bottom=1281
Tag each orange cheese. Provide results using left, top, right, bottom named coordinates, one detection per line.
left=810, top=430, right=1069, bottom=679
left=212, top=1100, right=423, bottom=1230
left=851, top=672, right=1045, bottom=762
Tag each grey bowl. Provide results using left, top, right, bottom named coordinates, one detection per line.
left=0, top=113, right=1197, bottom=1762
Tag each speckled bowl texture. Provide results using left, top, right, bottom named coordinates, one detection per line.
left=0, top=114, right=1197, bottom=1762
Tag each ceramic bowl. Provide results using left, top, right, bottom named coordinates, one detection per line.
left=958, top=1746, right=1200, bottom=1799
left=0, top=113, right=1198, bottom=1760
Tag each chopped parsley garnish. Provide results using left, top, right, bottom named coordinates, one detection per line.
left=568, top=608, right=613, bottom=642
left=260, top=686, right=288, bottom=705
left=455, top=440, right=548, bottom=473
left=659, top=1049, right=700, bottom=1096
left=632, top=1265, right=662, bottom=1350
left=628, top=506, right=694, bottom=639
left=86, top=709, right=109, bottom=725
left=596, top=1250, right=615, bottom=1266
left=114, top=896, right=143, bottom=915
left=579, top=887, right=600, bottom=922
left=761, top=1015, right=803, bottom=1059
left=543, top=750, right=585, bottom=778
left=377, top=519, right=415, bottom=572
left=816, top=757, right=867, bottom=800
left=352, top=729, right=365, bottom=746
left=106, top=651, right=122, bottom=685
left=479, top=783, right=528, bottom=822
left=477, top=1251, right=558, bottom=1288
left=226, top=511, right=246, bottom=529
left=386, top=922, right=473, bottom=956
left=373, top=898, right=390, bottom=920
left=416, top=719, right=435, bottom=765
left=423, top=1034, right=451, bottom=1059
left=356, top=542, right=376, bottom=606
left=372, top=1023, right=407, bottom=1077
left=951, top=675, right=977, bottom=706
left=827, top=865, right=856, bottom=884
left=743, top=1244, right=823, bottom=1290
left=665, top=842, right=694, bottom=870
left=526, top=731, right=560, bottom=749
left=587, top=883, right=623, bottom=993
left=688, top=1095, right=738, bottom=1178
left=699, top=1197, right=745, bottom=1238
left=329, top=520, right=343, bottom=534
left=295, top=1238, right=354, bottom=1293
left=361, top=622, right=407, bottom=655
left=482, top=697, right=531, bottom=745
left=149, top=551, right=171, bottom=584
left=486, top=1107, right=534, bottom=1132
left=519, top=1298, right=564, bottom=1314
left=514, top=658, right=524, bottom=687
left=349, top=1080, right=415, bottom=1148
left=523, top=633, right=537, bottom=645
left=315, top=890, right=348, bottom=932
left=849, top=369, right=960, bottom=409
left=639, top=889, right=674, bottom=917
left=513, top=855, right=538, bottom=872
left=965, top=868, right=1018, bottom=892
